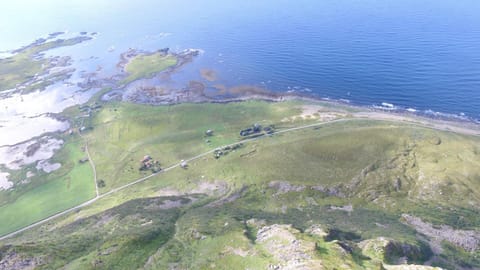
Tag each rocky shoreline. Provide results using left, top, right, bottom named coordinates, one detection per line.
left=117, top=47, right=200, bottom=76
left=95, top=46, right=480, bottom=134
left=0, top=33, right=94, bottom=98
left=101, top=79, right=480, bottom=137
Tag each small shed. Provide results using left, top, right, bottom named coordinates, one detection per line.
left=180, top=160, right=188, bottom=169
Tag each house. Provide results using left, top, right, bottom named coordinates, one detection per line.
left=139, top=155, right=155, bottom=171
left=141, top=155, right=152, bottom=163
left=240, top=123, right=262, bottom=137
left=240, top=128, right=254, bottom=136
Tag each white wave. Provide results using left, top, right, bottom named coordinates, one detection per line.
left=381, top=102, right=395, bottom=108
left=424, top=109, right=470, bottom=121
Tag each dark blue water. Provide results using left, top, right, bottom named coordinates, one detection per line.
left=1, top=0, right=480, bottom=120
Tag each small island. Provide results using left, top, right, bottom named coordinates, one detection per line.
left=118, top=48, right=200, bottom=85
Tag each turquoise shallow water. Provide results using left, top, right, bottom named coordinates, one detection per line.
left=1, top=0, right=480, bottom=121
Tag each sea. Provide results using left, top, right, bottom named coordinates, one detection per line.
left=1, top=0, right=480, bottom=143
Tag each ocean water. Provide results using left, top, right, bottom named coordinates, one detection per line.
left=1, top=0, right=480, bottom=121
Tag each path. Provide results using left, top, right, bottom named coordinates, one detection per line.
left=78, top=123, right=99, bottom=197
left=85, top=143, right=99, bottom=197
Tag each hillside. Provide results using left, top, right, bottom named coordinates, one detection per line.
left=1, top=100, right=479, bottom=269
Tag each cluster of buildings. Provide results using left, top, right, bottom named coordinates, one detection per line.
left=240, top=123, right=275, bottom=137
left=139, top=155, right=161, bottom=172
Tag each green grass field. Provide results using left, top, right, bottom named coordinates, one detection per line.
left=63, top=101, right=480, bottom=235
left=1, top=100, right=479, bottom=269
left=83, top=101, right=303, bottom=191
left=122, top=53, right=178, bottom=84
left=0, top=142, right=95, bottom=236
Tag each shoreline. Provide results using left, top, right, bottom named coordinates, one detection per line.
left=206, top=96, right=480, bottom=137
left=224, top=94, right=480, bottom=137
left=1, top=33, right=479, bottom=148
left=100, top=83, right=480, bottom=138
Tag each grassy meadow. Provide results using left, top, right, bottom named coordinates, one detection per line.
left=122, top=53, right=178, bottom=84
left=82, top=101, right=304, bottom=192
left=1, top=100, right=479, bottom=269
left=0, top=141, right=95, bottom=236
